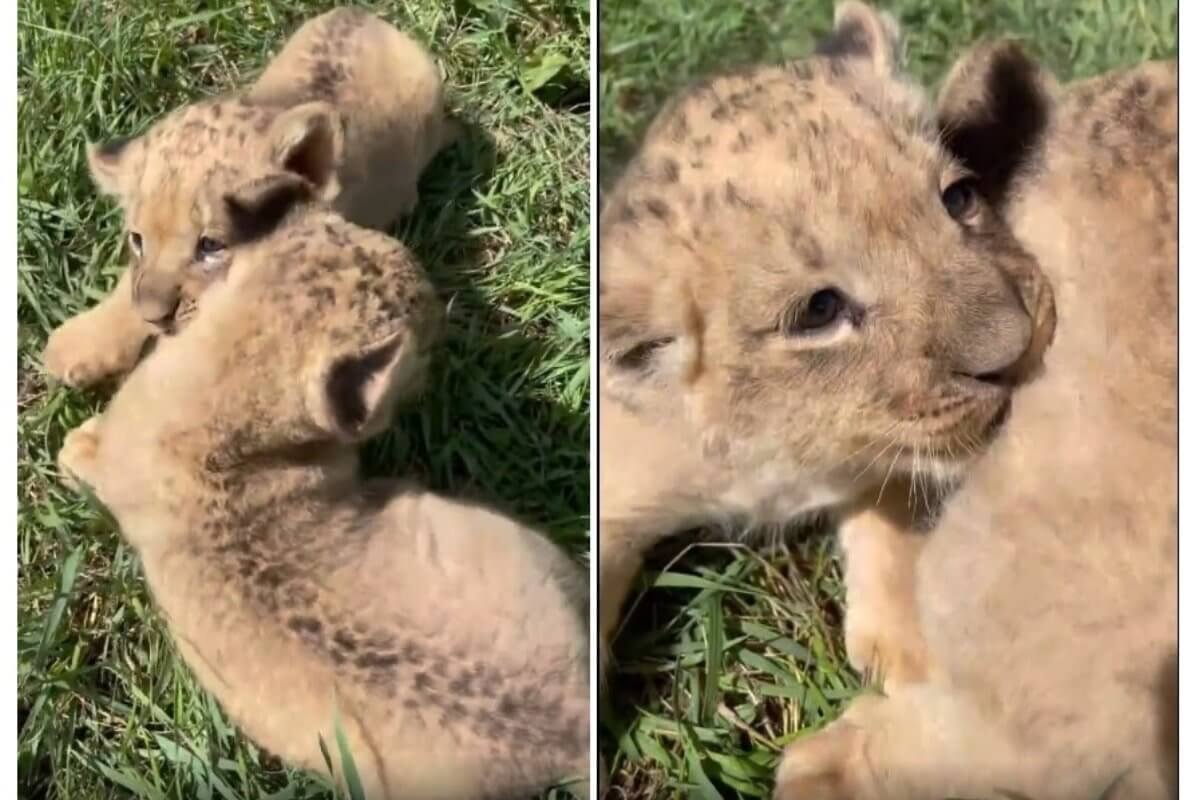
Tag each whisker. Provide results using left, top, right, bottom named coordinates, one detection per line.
left=877, top=439, right=904, bottom=507
left=854, top=435, right=900, bottom=484
left=831, top=420, right=903, bottom=473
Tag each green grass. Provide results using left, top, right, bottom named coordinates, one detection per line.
left=17, top=1, right=588, bottom=798
left=598, top=0, right=1176, bottom=797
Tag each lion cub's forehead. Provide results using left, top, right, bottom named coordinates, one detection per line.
left=153, top=98, right=276, bottom=154
left=614, top=61, right=947, bottom=221
left=131, top=98, right=275, bottom=209
left=603, top=59, right=953, bottom=277
left=650, top=60, right=937, bottom=159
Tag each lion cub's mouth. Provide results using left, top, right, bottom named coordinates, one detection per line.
left=157, top=295, right=201, bottom=337
left=889, top=398, right=1011, bottom=485
left=856, top=383, right=1013, bottom=490
left=953, top=369, right=1013, bottom=390
left=904, top=376, right=1015, bottom=465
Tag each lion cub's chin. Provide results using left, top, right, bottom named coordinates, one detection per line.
left=881, top=432, right=999, bottom=494
left=886, top=451, right=968, bottom=493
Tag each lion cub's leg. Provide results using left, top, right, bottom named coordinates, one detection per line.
left=43, top=268, right=155, bottom=388
left=598, top=518, right=663, bottom=671
left=774, top=685, right=1021, bottom=800
left=838, top=498, right=929, bottom=690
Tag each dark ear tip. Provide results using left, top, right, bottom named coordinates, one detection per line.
left=943, top=38, right=1042, bottom=97
left=815, top=16, right=871, bottom=59
left=224, top=173, right=314, bottom=242
left=983, top=39, right=1042, bottom=81
left=813, top=2, right=899, bottom=70
left=89, top=137, right=131, bottom=163
left=232, top=172, right=313, bottom=203
left=938, top=38, right=1052, bottom=207
left=991, top=37, right=1035, bottom=60
left=325, top=338, right=405, bottom=437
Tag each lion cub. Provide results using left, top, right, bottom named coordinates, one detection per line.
left=56, top=180, right=589, bottom=800
left=598, top=0, right=1054, bottom=675
left=775, top=26, right=1177, bottom=800
left=44, top=7, right=456, bottom=388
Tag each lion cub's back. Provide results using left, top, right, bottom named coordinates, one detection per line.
left=917, top=60, right=1178, bottom=791
left=248, top=9, right=452, bottom=218
left=1028, top=60, right=1176, bottom=322
left=1017, top=60, right=1177, bottom=434
left=250, top=8, right=445, bottom=113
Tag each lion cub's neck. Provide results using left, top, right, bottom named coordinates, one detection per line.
left=711, top=461, right=855, bottom=530
left=600, top=392, right=856, bottom=535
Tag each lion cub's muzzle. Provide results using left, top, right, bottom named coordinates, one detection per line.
left=950, top=255, right=1057, bottom=394
left=989, top=262, right=1057, bottom=387
left=132, top=269, right=183, bottom=330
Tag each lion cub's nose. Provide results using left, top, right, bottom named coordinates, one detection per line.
left=949, top=306, right=1033, bottom=386
left=946, top=259, right=1057, bottom=387
left=969, top=267, right=1057, bottom=387
left=138, top=295, right=181, bottom=328
left=133, top=278, right=182, bottom=328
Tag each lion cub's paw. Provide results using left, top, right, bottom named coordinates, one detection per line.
left=57, top=416, right=102, bottom=491
left=773, top=717, right=868, bottom=800
left=43, top=315, right=146, bottom=389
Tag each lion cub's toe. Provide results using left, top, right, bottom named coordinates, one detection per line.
left=43, top=317, right=144, bottom=389
left=57, top=417, right=101, bottom=491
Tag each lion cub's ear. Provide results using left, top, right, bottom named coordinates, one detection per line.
left=936, top=39, right=1059, bottom=207
left=224, top=172, right=313, bottom=243
left=268, top=101, right=344, bottom=202
left=86, top=135, right=145, bottom=198
left=815, top=1, right=903, bottom=77
left=307, top=329, right=429, bottom=442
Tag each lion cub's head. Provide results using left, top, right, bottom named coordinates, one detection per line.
left=87, top=97, right=345, bottom=329
left=600, top=2, right=1055, bottom=523
left=147, top=182, right=442, bottom=458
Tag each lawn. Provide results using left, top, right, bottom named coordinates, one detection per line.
left=598, top=0, right=1177, bottom=797
left=17, top=1, right=589, bottom=798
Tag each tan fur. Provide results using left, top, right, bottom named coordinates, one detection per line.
left=44, top=8, right=456, bottom=388
left=597, top=0, right=1054, bottom=675
left=836, top=485, right=929, bottom=687
left=775, top=27, right=1177, bottom=800
left=57, top=199, right=589, bottom=800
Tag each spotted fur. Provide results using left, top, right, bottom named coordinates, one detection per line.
left=43, top=8, right=457, bottom=388
left=56, top=203, right=589, bottom=800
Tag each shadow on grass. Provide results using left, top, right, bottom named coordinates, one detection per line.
left=364, top=117, right=590, bottom=554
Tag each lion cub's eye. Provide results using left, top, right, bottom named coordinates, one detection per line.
left=195, top=236, right=227, bottom=262
left=128, top=232, right=143, bottom=258
left=941, top=179, right=979, bottom=221
left=783, top=288, right=845, bottom=334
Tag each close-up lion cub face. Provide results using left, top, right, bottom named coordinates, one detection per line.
left=600, top=3, right=1055, bottom=517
